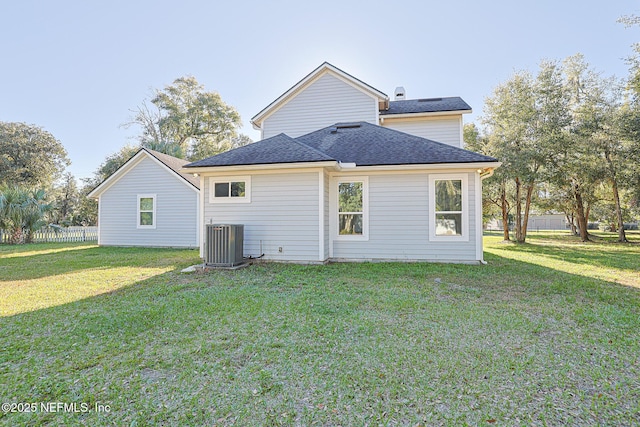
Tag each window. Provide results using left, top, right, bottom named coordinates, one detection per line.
left=429, top=174, right=468, bottom=241
left=334, top=177, right=368, bottom=240
left=339, top=182, right=363, bottom=235
left=137, top=194, right=156, bottom=229
left=435, top=179, right=462, bottom=236
left=210, top=176, right=251, bottom=203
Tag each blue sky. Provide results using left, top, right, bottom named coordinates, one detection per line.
left=1, top=0, right=638, bottom=181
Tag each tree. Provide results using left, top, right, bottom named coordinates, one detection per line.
left=51, top=172, right=79, bottom=225
left=464, top=123, right=512, bottom=240
left=92, top=145, right=140, bottom=185
left=481, top=71, right=542, bottom=243
left=125, top=76, right=250, bottom=160
left=0, top=186, right=53, bottom=244
left=560, top=55, right=634, bottom=242
left=0, top=122, right=70, bottom=187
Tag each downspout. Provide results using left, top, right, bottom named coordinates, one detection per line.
left=477, top=167, right=495, bottom=265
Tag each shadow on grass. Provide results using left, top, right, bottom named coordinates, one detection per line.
left=2, top=251, right=640, bottom=426
left=484, top=231, right=640, bottom=276
left=0, top=242, right=199, bottom=281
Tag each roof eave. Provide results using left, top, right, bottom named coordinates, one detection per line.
left=337, top=161, right=501, bottom=172
left=380, top=109, right=472, bottom=120
left=181, top=160, right=339, bottom=174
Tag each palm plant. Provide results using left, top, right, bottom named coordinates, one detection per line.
left=0, top=186, right=53, bottom=244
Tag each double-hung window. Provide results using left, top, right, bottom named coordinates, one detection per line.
left=429, top=174, right=468, bottom=241
left=335, top=177, right=368, bottom=240
left=137, top=194, right=156, bottom=229
left=210, top=176, right=251, bottom=203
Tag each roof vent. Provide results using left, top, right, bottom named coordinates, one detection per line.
left=394, top=86, right=406, bottom=101
left=418, top=97, right=443, bottom=102
left=336, top=123, right=361, bottom=129
left=330, top=126, right=338, bottom=133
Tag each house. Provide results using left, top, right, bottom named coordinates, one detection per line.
left=184, top=63, right=500, bottom=264
left=88, top=148, right=200, bottom=248
left=486, top=214, right=569, bottom=231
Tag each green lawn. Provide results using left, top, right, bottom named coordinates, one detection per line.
left=0, top=233, right=639, bottom=426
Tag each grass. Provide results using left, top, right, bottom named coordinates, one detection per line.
left=0, top=233, right=639, bottom=426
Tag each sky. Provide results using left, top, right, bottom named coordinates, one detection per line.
left=1, top=0, right=638, bottom=182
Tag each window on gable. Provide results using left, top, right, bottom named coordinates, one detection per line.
left=137, top=194, right=156, bottom=229
left=210, top=177, right=251, bottom=203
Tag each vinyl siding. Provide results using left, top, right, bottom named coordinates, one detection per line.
left=382, top=115, right=462, bottom=147
left=203, top=171, right=320, bottom=262
left=323, top=170, right=330, bottom=260
left=262, top=73, right=378, bottom=139
left=331, top=172, right=478, bottom=262
left=99, top=157, right=198, bottom=247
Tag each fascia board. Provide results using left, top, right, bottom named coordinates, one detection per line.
left=181, top=161, right=339, bottom=175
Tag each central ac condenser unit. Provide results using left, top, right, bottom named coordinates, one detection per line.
left=205, top=224, right=244, bottom=267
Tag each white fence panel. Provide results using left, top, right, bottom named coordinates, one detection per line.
left=0, top=227, right=98, bottom=244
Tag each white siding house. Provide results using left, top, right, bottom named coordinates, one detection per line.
left=184, top=63, right=499, bottom=264
left=381, top=115, right=464, bottom=148
left=202, top=170, right=321, bottom=262
left=88, top=149, right=200, bottom=248
left=252, top=62, right=387, bottom=140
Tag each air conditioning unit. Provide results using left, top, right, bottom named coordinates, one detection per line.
left=205, top=224, right=244, bottom=267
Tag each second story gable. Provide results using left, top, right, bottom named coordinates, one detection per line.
left=252, top=62, right=388, bottom=140
left=251, top=62, right=471, bottom=148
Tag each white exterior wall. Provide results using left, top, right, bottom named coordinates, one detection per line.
left=382, top=115, right=463, bottom=147
left=330, top=172, right=478, bottom=262
left=98, top=157, right=199, bottom=247
left=262, top=73, right=378, bottom=139
left=203, top=171, right=321, bottom=262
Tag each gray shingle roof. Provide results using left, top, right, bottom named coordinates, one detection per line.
left=380, top=97, right=471, bottom=115
left=185, top=133, right=335, bottom=167
left=185, top=123, right=496, bottom=169
left=296, top=122, right=495, bottom=166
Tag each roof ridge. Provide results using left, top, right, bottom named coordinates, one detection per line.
left=290, top=135, right=336, bottom=160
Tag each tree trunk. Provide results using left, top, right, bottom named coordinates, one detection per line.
left=603, top=150, right=627, bottom=242
left=515, top=178, right=523, bottom=242
left=500, top=181, right=510, bottom=241
left=566, top=212, right=578, bottom=235
left=520, top=183, right=535, bottom=243
left=9, top=227, right=23, bottom=245
left=573, top=181, right=590, bottom=242
left=611, top=178, right=628, bottom=243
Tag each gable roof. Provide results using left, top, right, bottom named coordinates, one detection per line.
left=184, top=123, right=497, bottom=170
left=144, top=149, right=200, bottom=188
left=250, top=62, right=389, bottom=130
left=381, top=97, right=472, bottom=116
left=88, top=148, right=199, bottom=198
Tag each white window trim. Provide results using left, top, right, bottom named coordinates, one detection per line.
left=137, top=194, right=156, bottom=229
left=209, top=176, right=251, bottom=204
left=429, top=174, right=469, bottom=242
left=334, top=176, right=369, bottom=241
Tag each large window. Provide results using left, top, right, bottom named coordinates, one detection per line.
left=429, top=174, right=468, bottom=241
left=335, top=177, right=368, bottom=240
left=339, top=182, right=363, bottom=235
left=210, top=176, right=251, bottom=203
left=137, top=194, right=156, bottom=229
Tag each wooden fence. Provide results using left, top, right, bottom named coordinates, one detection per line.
left=0, top=226, right=98, bottom=244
